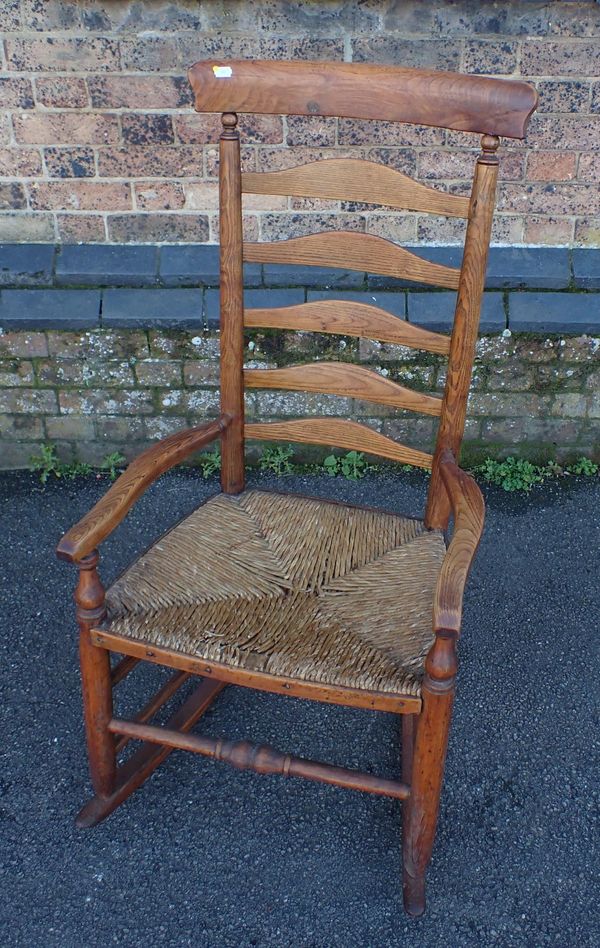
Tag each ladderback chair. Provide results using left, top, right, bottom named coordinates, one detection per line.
left=57, top=61, right=537, bottom=916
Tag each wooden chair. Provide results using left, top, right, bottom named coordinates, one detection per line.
left=57, top=61, right=537, bottom=916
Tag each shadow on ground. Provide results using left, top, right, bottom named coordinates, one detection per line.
left=0, top=469, right=598, bottom=947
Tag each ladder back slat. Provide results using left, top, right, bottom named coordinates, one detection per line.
left=245, top=418, right=433, bottom=469
left=244, top=300, right=451, bottom=355
left=244, top=232, right=461, bottom=289
left=245, top=363, right=442, bottom=416
left=242, top=159, right=470, bottom=219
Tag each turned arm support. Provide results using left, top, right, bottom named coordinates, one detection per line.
left=431, top=449, right=486, bottom=638
left=57, top=415, right=231, bottom=564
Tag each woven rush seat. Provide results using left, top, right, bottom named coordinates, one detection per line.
left=104, top=491, right=446, bottom=696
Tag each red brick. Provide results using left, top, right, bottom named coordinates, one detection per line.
left=20, top=0, right=81, bottom=30
left=338, top=120, right=444, bottom=147
left=0, top=183, right=27, bottom=210
left=0, top=360, right=35, bottom=386
left=176, top=33, right=289, bottom=65
left=527, top=115, right=600, bottom=151
left=289, top=37, right=344, bottom=60
left=0, top=213, right=54, bottom=242
left=6, top=36, right=119, bottom=72
left=208, top=213, right=259, bottom=243
left=0, top=0, right=20, bottom=30
left=527, top=152, right=577, bottom=182
left=29, top=181, right=131, bottom=212
left=175, top=113, right=284, bottom=145
left=135, top=182, right=186, bottom=211
left=286, top=115, right=337, bottom=147
left=523, top=216, right=574, bottom=245
left=59, top=389, right=153, bottom=415
left=498, top=183, right=600, bottom=216
left=0, top=388, right=57, bottom=413
left=88, top=76, right=191, bottom=109
left=0, top=77, right=34, bottom=108
left=98, top=145, right=203, bottom=178
left=119, top=36, right=180, bottom=72
left=574, top=218, right=600, bottom=244
left=122, top=114, right=175, bottom=145
left=44, top=147, right=95, bottom=178
left=352, top=36, right=461, bottom=70
left=536, top=80, right=591, bottom=113
left=0, top=331, right=48, bottom=358
left=47, top=331, right=148, bottom=360
left=204, top=145, right=256, bottom=177
left=418, top=150, right=524, bottom=182
left=34, top=76, right=88, bottom=109
left=56, top=214, right=107, bottom=243
left=13, top=112, right=119, bottom=145
left=577, top=154, right=596, bottom=182
left=463, top=40, right=518, bottom=75
left=521, top=41, right=600, bottom=76
left=260, top=213, right=365, bottom=241
left=0, top=148, right=42, bottom=178
left=366, top=214, right=418, bottom=243
left=107, top=213, right=209, bottom=243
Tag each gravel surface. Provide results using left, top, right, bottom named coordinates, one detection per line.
left=1, top=468, right=599, bottom=947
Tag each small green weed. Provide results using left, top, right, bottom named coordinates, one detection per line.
left=259, top=444, right=295, bottom=476
left=62, top=460, right=93, bottom=479
left=198, top=447, right=221, bottom=479
left=30, top=443, right=63, bottom=484
left=476, top=457, right=547, bottom=492
left=323, top=450, right=372, bottom=480
left=101, top=451, right=126, bottom=481
left=566, top=456, right=598, bottom=476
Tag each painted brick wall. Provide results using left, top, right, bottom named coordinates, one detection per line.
left=1, top=0, right=599, bottom=247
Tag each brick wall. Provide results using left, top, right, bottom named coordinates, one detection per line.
left=1, top=244, right=599, bottom=469
left=1, top=0, right=599, bottom=247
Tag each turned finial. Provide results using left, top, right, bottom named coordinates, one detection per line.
left=220, top=112, right=239, bottom=139
left=479, top=134, right=500, bottom=165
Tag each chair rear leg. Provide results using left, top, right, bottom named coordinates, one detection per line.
left=75, top=552, right=116, bottom=799
left=402, top=631, right=457, bottom=916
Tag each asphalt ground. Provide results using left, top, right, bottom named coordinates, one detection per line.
left=1, top=468, right=598, bottom=947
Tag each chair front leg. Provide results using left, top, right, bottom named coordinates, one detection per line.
left=75, top=550, right=116, bottom=799
left=402, top=630, right=457, bottom=916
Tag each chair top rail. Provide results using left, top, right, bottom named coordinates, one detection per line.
left=242, top=159, right=470, bottom=219
left=244, top=300, right=451, bottom=355
left=189, top=60, right=538, bottom=139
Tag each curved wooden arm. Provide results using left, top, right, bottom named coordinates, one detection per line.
left=432, top=450, right=485, bottom=635
left=57, top=415, right=231, bottom=564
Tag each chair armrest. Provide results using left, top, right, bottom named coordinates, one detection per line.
left=432, top=449, right=485, bottom=635
left=56, top=415, right=230, bottom=564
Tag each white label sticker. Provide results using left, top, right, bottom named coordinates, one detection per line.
left=213, top=66, right=233, bottom=78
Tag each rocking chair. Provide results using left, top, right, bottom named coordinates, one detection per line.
left=57, top=61, right=537, bottom=916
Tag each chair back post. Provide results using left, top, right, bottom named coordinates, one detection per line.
left=219, top=111, right=245, bottom=494
left=424, top=134, right=500, bottom=531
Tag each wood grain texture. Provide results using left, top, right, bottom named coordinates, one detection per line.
left=245, top=362, right=443, bottom=415
left=242, top=159, right=469, bottom=218
left=91, top=630, right=422, bottom=714
left=425, top=144, right=499, bottom=530
left=189, top=60, right=538, bottom=139
left=432, top=450, right=485, bottom=635
left=108, top=719, right=410, bottom=801
left=245, top=299, right=451, bottom=354
left=245, top=418, right=433, bottom=468
left=75, top=552, right=115, bottom=799
left=244, top=232, right=461, bottom=288
left=56, top=416, right=229, bottom=563
left=76, top=678, right=225, bottom=828
left=219, top=113, right=246, bottom=494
